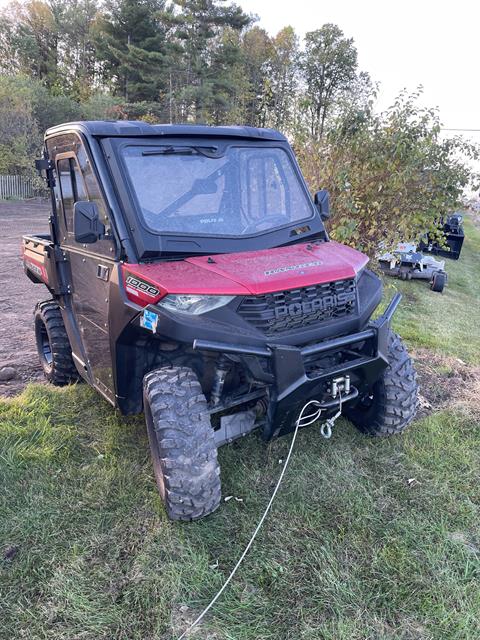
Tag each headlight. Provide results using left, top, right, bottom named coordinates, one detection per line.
left=158, top=294, right=235, bottom=315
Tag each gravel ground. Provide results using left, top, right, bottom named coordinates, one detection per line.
left=0, top=200, right=50, bottom=397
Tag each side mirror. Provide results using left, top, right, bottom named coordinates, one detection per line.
left=73, top=201, right=105, bottom=244
left=314, top=190, right=330, bottom=220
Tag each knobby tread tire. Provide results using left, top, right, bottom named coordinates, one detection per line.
left=143, top=367, right=221, bottom=521
left=347, top=330, right=418, bottom=436
left=34, top=300, right=78, bottom=386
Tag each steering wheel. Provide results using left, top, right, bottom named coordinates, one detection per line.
left=242, top=215, right=290, bottom=235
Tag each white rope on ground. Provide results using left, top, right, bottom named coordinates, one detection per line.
left=177, top=399, right=324, bottom=640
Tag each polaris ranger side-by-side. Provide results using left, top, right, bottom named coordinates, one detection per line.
left=23, top=122, right=418, bottom=521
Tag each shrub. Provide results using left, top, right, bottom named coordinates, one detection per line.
left=80, top=94, right=121, bottom=121
left=30, top=84, right=83, bottom=132
left=297, top=90, right=479, bottom=256
left=0, top=75, right=41, bottom=175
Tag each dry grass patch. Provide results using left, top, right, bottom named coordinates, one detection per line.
left=412, top=347, right=480, bottom=419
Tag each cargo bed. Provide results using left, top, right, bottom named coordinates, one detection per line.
left=22, top=233, right=65, bottom=293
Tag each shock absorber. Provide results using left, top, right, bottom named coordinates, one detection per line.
left=210, top=355, right=229, bottom=406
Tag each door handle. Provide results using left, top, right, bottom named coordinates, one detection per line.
left=96, top=264, right=110, bottom=281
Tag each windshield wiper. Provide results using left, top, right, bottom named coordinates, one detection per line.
left=142, top=146, right=223, bottom=158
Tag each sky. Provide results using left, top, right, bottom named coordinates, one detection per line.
left=1, top=0, right=478, bottom=178
left=239, top=0, right=479, bottom=131
left=1, top=0, right=477, bottom=134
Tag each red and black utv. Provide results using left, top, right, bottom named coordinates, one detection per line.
left=23, top=121, right=418, bottom=520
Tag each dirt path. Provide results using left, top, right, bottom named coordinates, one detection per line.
left=0, top=200, right=50, bottom=397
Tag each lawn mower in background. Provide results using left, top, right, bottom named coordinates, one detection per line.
left=419, top=213, right=465, bottom=260
left=378, top=242, right=448, bottom=293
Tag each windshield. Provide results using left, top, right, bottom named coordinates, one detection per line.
left=121, top=145, right=314, bottom=236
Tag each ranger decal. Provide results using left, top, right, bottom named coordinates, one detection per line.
left=264, top=260, right=323, bottom=276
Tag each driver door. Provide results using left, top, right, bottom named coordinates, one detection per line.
left=50, top=135, right=117, bottom=403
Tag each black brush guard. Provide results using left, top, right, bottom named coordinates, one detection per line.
left=194, top=293, right=402, bottom=439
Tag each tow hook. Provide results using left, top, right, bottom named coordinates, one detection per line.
left=319, top=402, right=342, bottom=439
left=320, top=375, right=350, bottom=439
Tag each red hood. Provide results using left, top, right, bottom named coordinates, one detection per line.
left=123, top=241, right=368, bottom=304
left=185, top=241, right=368, bottom=294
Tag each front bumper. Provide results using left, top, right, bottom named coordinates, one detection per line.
left=193, top=293, right=402, bottom=439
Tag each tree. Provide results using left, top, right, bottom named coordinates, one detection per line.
left=29, top=80, right=83, bottom=130
left=0, top=1, right=61, bottom=89
left=301, top=24, right=358, bottom=140
left=0, top=11, right=17, bottom=74
left=0, top=0, right=102, bottom=99
left=239, top=26, right=272, bottom=127
left=267, top=26, right=300, bottom=132
left=0, top=75, right=42, bottom=175
left=162, top=0, right=250, bottom=123
left=93, top=0, right=170, bottom=103
left=58, top=0, right=100, bottom=100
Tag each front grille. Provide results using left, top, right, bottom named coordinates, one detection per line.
left=237, top=279, right=357, bottom=335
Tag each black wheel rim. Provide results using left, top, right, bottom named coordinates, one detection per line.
left=38, top=321, right=53, bottom=366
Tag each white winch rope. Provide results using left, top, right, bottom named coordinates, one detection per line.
left=176, top=399, right=324, bottom=639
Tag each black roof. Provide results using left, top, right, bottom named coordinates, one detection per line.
left=45, top=120, right=286, bottom=141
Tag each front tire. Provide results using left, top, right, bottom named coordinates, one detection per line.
left=143, top=366, right=221, bottom=521
left=346, top=330, right=418, bottom=436
left=34, top=300, right=78, bottom=386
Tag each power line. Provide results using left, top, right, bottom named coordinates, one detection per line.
left=441, top=128, right=480, bottom=132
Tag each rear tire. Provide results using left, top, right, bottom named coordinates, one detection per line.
left=34, top=300, right=78, bottom=386
left=143, top=366, right=221, bottom=521
left=430, top=271, right=447, bottom=293
left=346, top=330, right=418, bottom=436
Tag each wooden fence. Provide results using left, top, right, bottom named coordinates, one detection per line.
left=0, top=175, right=45, bottom=200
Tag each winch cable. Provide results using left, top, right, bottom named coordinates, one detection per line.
left=177, top=399, right=325, bottom=640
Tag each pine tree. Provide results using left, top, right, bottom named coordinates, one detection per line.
left=93, top=0, right=170, bottom=103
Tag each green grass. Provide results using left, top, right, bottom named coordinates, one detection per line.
left=1, top=216, right=480, bottom=640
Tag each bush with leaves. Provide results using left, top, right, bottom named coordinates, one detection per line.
left=0, top=75, right=41, bottom=175
left=297, top=90, right=479, bottom=256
